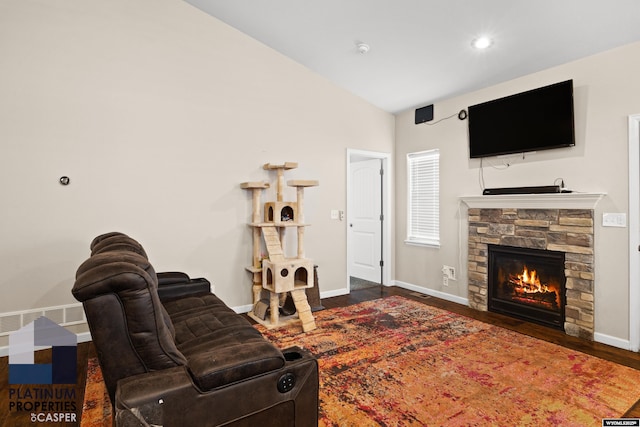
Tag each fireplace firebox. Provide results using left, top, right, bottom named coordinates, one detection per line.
left=488, top=245, right=566, bottom=330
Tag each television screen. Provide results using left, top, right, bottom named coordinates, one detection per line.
left=468, top=80, right=575, bottom=158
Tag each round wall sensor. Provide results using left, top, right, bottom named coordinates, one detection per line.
left=59, top=176, right=70, bottom=185
left=356, top=43, right=370, bottom=54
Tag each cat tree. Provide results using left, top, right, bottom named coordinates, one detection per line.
left=241, top=162, right=318, bottom=332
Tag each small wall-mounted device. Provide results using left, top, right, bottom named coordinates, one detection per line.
left=415, top=104, right=434, bottom=124
left=59, top=176, right=70, bottom=186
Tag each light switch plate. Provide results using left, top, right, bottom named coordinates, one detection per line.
left=602, top=213, right=627, bottom=227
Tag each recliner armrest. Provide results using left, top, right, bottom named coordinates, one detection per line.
left=157, top=272, right=191, bottom=286
left=156, top=273, right=211, bottom=302
left=187, top=338, right=285, bottom=390
left=115, top=347, right=319, bottom=427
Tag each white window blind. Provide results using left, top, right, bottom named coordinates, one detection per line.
left=406, top=149, right=440, bottom=247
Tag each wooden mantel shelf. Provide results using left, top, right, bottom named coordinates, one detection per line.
left=460, top=192, right=606, bottom=209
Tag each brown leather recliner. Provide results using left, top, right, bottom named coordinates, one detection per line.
left=72, top=232, right=318, bottom=426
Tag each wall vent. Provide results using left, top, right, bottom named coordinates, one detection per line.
left=0, top=303, right=86, bottom=336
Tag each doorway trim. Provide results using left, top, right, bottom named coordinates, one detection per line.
left=346, top=149, right=393, bottom=291
left=628, top=114, right=640, bottom=352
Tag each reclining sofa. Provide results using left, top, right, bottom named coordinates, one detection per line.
left=72, top=232, right=318, bottom=426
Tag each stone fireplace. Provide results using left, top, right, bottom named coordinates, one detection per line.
left=462, top=194, right=604, bottom=340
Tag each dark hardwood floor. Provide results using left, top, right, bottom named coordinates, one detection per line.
left=1, top=285, right=639, bottom=426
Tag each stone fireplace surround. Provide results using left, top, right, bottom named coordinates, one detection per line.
left=461, top=194, right=604, bottom=340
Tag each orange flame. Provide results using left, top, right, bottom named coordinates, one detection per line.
left=512, top=266, right=550, bottom=293
left=507, top=266, right=560, bottom=308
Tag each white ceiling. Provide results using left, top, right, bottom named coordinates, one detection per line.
left=184, top=0, right=640, bottom=114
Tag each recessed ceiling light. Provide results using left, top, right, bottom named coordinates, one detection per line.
left=472, top=36, right=493, bottom=50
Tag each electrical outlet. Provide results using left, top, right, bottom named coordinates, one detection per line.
left=443, top=276, right=449, bottom=287
left=442, top=265, right=456, bottom=280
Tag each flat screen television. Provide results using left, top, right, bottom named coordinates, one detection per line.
left=468, top=80, right=575, bottom=158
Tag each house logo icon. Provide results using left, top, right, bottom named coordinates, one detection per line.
left=8, top=316, right=77, bottom=384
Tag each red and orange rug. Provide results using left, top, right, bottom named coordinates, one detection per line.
left=82, top=295, right=640, bottom=426
left=80, top=357, right=112, bottom=426
left=257, top=296, right=640, bottom=426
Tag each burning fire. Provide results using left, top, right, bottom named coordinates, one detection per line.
left=508, top=266, right=559, bottom=308
left=510, top=266, right=552, bottom=292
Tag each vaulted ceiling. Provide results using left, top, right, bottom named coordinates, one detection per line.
left=185, top=0, right=640, bottom=114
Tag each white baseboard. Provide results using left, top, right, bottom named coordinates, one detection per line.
left=320, top=287, right=350, bottom=299
left=393, top=280, right=469, bottom=306
left=233, top=304, right=254, bottom=314
left=76, top=331, right=92, bottom=346
left=594, top=332, right=632, bottom=351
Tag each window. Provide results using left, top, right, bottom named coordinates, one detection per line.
left=406, top=149, right=440, bottom=247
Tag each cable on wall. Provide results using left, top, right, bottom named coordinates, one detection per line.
left=423, top=109, right=467, bottom=126
left=478, top=154, right=526, bottom=192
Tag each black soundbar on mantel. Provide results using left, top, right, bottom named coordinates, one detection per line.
left=482, top=185, right=562, bottom=195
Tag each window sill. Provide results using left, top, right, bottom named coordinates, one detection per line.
left=404, top=240, right=440, bottom=249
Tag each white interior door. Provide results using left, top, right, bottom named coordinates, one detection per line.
left=348, top=158, right=382, bottom=283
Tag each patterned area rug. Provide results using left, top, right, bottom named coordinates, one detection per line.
left=81, top=295, right=640, bottom=426
left=80, top=357, right=112, bottom=426
left=257, top=296, right=640, bottom=426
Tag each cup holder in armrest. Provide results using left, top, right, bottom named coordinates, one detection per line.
left=283, top=351, right=303, bottom=362
left=281, top=346, right=316, bottom=366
